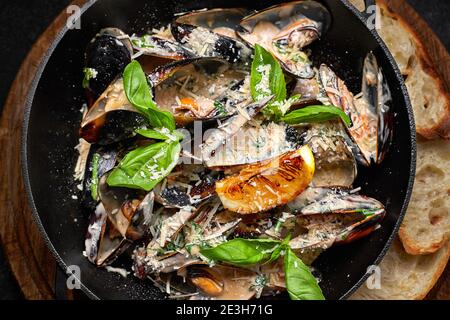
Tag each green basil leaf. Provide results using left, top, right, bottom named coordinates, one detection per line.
left=266, top=234, right=292, bottom=264
left=106, top=141, right=180, bottom=191
left=282, top=105, right=352, bottom=127
left=251, top=44, right=287, bottom=119
left=135, top=128, right=170, bottom=141
left=200, top=238, right=281, bottom=266
left=136, top=128, right=183, bottom=142
left=284, top=248, right=325, bottom=300
left=123, top=60, right=176, bottom=131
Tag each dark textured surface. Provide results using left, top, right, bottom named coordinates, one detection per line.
left=0, top=0, right=448, bottom=300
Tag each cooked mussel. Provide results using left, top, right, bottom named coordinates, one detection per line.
left=288, top=189, right=386, bottom=250
left=238, top=1, right=331, bottom=78
left=85, top=175, right=157, bottom=266
left=172, top=8, right=253, bottom=66
left=84, top=28, right=133, bottom=102
left=131, top=34, right=195, bottom=60
left=204, top=121, right=303, bottom=168
left=85, top=187, right=155, bottom=267
left=99, top=174, right=155, bottom=237
left=81, top=145, right=118, bottom=209
left=201, top=96, right=273, bottom=162
left=150, top=58, right=252, bottom=125
left=303, top=122, right=358, bottom=188
left=153, top=164, right=220, bottom=208
left=177, top=265, right=258, bottom=300
left=80, top=78, right=147, bottom=144
left=319, top=53, right=393, bottom=166
left=85, top=202, right=131, bottom=267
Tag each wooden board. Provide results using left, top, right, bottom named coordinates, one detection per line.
left=0, top=0, right=448, bottom=300
left=0, top=0, right=86, bottom=300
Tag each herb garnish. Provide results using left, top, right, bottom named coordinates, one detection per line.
left=200, top=236, right=325, bottom=300
left=282, top=105, right=352, bottom=127
left=106, top=61, right=181, bottom=191
left=82, top=67, right=98, bottom=89
left=250, top=44, right=299, bottom=120
left=90, top=153, right=100, bottom=200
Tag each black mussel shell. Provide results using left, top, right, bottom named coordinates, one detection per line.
left=80, top=110, right=147, bottom=145
left=84, top=29, right=132, bottom=102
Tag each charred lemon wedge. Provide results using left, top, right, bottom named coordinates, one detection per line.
left=216, top=146, right=315, bottom=214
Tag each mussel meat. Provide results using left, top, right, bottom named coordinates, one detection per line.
left=150, top=58, right=252, bottom=126
left=178, top=265, right=258, bottom=300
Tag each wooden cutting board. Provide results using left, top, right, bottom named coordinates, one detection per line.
left=0, top=0, right=448, bottom=300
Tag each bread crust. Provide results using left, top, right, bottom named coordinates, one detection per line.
left=400, top=228, right=448, bottom=255
left=377, top=0, right=450, bottom=139
left=415, top=243, right=450, bottom=300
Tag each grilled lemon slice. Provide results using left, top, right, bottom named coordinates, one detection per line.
left=216, top=146, right=315, bottom=214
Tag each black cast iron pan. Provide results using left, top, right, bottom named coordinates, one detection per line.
left=22, top=0, right=416, bottom=300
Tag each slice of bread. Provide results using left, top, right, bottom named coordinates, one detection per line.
left=350, top=238, right=450, bottom=300
left=347, top=0, right=450, bottom=299
left=399, top=138, right=450, bottom=254
left=377, top=1, right=450, bottom=139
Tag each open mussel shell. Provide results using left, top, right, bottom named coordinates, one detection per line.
left=289, top=190, right=386, bottom=250
left=84, top=28, right=133, bottom=102
left=319, top=53, right=393, bottom=166
left=175, top=8, right=249, bottom=38
left=204, top=121, right=303, bottom=169
left=301, top=122, right=357, bottom=188
left=150, top=58, right=250, bottom=126
left=98, top=174, right=155, bottom=239
left=174, top=264, right=258, bottom=300
left=85, top=203, right=132, bottom=267
left=81, top=145, right=118, bottom=210
left=359, top=52, right=393, bottom=164
left=154, top=165, right=220, bottom=208
left=201, top=96, right=273, bottom=162
left=80, top=78, right=147, bottom=145
left=289, top=72, right=331, bottom=107
left=131, top=34, right=195, bottom=60
left=237, top=1, right=331, bottom=78
left=85, top=174, right=157, bottom=266
left=172, top=9, right=253, bottom=66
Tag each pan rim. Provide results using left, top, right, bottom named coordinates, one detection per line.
left=21, top=0, right=416, bottom=300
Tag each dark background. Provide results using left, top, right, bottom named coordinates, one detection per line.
left=0, top=0, right=448, bottom=300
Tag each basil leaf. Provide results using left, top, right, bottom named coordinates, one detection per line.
left=266, top=234, right=292, bottom=264
left=284, top=248, right=325, bottom=300
left=136, top=128, right=170, bottom=141
left=200, top=238, right=281, bottom=266
left=251, top=44, right=287, bottom=119
left=123, top=60, right=176, bottom=131
left=282, top=105, right=352, bottom=127
left=136, top=128, right=183, bottom=142
left=106, top=141, right=180, bottom=191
